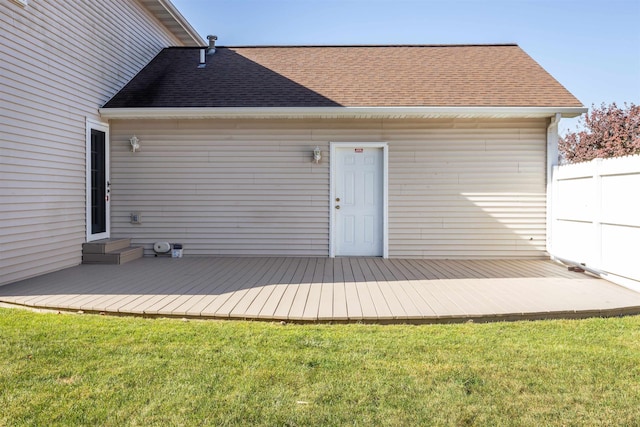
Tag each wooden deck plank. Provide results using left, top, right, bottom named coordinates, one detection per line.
left=376, top=259, right=426, bottom=316
left=318, top=258, right=336, bottom=320
left=420, top=279, right=473, bottom=316
left=377, top=259, right=435, bottom=318
left=225, top=257, right=284, bottom=316
left=272, top=258, right=309, bottom=319
left=222, top=258, right=288, bottom=318
left=462, top=278, right=529, bottom=314
left=194, top=258, right=276, bottom=316
left=502, top=278, right=565, bottom=313
left=400, top=260, right=472, bottom=317
left=532, top=278, right=606, bottom=310
left=288, top=285, right=311, bottom=320
left=302, top=258, right=326, bottom=320
left=492, top=276, right=567, bottom=313
left=478, top=260, right=515, bottom=278
left=383, top=259, right=412, bottom=280
left=566, top=279, right=639, bottom=309
left=455, top=259, right=496, bottom=278
left=141, top=257, right=239, bottom=315
left=407, top=280, right=463, bottom=317
left=512, top=278, right=586, bottom=312
left=347, top=258, right=377, bottom=318
left=406, top=259, right=451, bottom=280
left=256, top=257, right=300, bottom=319
left=331, top=259, right=348, bottom=320
left=17, top=267, right=129, bottom=309
left=189, top=258, right=273, bottom=317
left=7, top=265, right=122, bottom=303
left=2, top=258, right=639, bottom=323
left=356, top=258, right=393, bottom=319
left=536, top=261, right=584, bottom=279
left=113, top=259, right=208, bottom=314
left=486, top=259, right=537, bottom=277
left=288, top=258, right=318, bottom=320
left=412, top=259, right=452, bottom=279
left=394, top=260, right=447, bottom=318
left=490, top=259, right=539, bottom=278
left=401, top=281, right=439, bottom=317
left=501, top=259, right=564, bottom=278
left=153, top=257, right=244, bottom=316
left=341, top=258, right=363, bottom=320
left=442, top=259, right=485, bottom=279
left=519, top=260, right=566, bottom=277
left=365, top=258, right=409, bottom=319
left=0, top=270, right=83, bottom=303
left=400, top=259, right=439, bottom=281
left=165, top=257, right=251, bottom=316
left=450, top=279, right=514, bottom=315
left=432, top=260, right=479, bottom=279
left=78, top=261, right=196, bottom=313
left=240, top=258, right=292, bottom=318
left=251, top=258, right=300, bottom=318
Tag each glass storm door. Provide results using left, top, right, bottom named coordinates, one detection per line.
left=87, top=127, right=110, bottom=241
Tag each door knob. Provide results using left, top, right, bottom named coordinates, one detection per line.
left=335, top=205, right=340, bottom=209
left=336, top=197, right=340, bottom=202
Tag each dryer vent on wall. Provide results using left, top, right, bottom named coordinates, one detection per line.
left=153, top=241, right=171, bottom=255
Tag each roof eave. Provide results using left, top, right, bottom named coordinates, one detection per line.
left=140, top=0, right=205, bottom=46
left=99, top=106, right=588, bottom=120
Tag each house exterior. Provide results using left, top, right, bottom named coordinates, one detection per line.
left=0, top=0, right=203, bottom=286
left=99, top=44, right=585, bottom=260
left=2, top=1, right=587, bottom=287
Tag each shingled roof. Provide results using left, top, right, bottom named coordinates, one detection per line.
left=102, top=44, right=583, bottom=111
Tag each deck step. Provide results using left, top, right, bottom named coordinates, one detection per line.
left=82, top=241, right=143, bottom=265
left=82, top=238, right=131, bottom=254
left=83, top=246, right=143, bottom=265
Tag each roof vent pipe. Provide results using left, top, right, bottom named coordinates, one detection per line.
left=206, top=35, right=217, bottom=55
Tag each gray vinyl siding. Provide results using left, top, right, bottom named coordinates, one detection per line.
left=0, top=1, right=182, bottom=285
left=387, top=119, right=547, bottom=258
left=110, top=120, right=331, bottom=256
left=109, top=118, right=547, bottom=259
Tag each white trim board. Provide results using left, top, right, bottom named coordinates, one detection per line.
left=99, top=106, right=587, bottom=120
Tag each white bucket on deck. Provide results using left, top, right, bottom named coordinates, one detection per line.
left=171, top=243, right=183, bottom=258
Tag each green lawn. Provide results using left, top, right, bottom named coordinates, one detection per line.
left=1, top=308, right=639, bottom=426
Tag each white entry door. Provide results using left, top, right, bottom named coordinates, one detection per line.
left=333, top=145, right=385, bottom=256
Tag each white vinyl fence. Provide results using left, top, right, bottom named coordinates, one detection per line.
left=551, top=155, right=640, bottom=289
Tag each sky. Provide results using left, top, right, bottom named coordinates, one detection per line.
left=171, top=0, right=640, bottom=134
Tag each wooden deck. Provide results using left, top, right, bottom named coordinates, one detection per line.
left=1, top=258, right=640, bottom=323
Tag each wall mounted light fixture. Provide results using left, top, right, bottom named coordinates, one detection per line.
left=313, top=146, right=322, bottom=164
left=130, top=135, right=140, bottom=152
